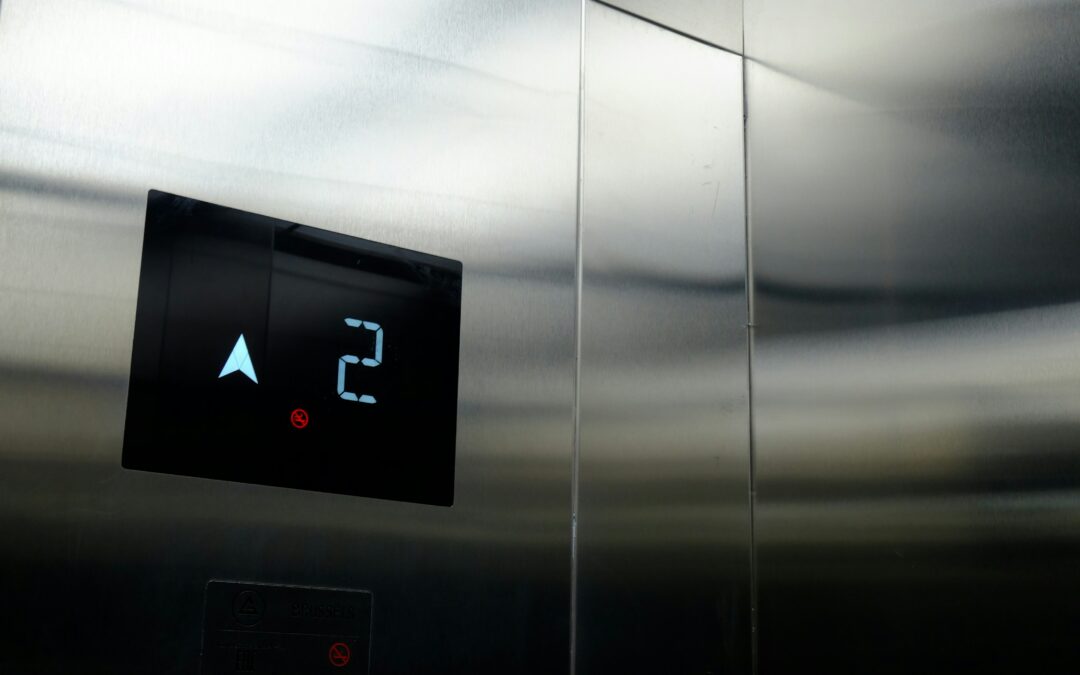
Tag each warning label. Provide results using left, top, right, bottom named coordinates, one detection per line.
left=202, top=581, right=371, bottom=674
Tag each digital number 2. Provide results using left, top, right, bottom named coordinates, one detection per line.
left=338, top=318, right=382, bottom=404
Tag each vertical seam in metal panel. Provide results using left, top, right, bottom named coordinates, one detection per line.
left=569, top=1, right=586, bottom=674
left=741, top=10, right=760, bottom=674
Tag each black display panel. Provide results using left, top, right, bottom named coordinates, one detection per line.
left=123, top=191, right=462, bottom=505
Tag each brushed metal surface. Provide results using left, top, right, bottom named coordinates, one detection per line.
left=597, top=0, right=742, bottom=53
left=746, top=1, right=1080, bottom=672
left=576, top=4, right=750, bottom=674
left=0, top=1, right=580, bottom=672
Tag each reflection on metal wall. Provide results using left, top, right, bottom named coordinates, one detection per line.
left=595, top=0, right=743, bottom=52
left=0, top=0, right=579, bottom=672
left=745, top=1, right=1080, bottom=672
left=576, top=4, right=750, bottom=674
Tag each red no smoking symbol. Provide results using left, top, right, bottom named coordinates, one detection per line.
left=328, top=641, right=351, bottom=668
left=290, top=408, right=309, bottom=429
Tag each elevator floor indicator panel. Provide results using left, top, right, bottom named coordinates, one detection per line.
left=203, top=581, right=372, bottom=674
left=123, top=191, right=463, bottom=505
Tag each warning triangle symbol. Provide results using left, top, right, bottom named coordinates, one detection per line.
left=218, top=334, right=258, bottom=384
left=237, top=595, right=259, bottom=615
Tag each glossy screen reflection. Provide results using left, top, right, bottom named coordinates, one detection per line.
left=123, top=191, right=462, bottom=505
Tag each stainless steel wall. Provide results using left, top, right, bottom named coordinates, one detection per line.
left=0, top=1, right=580, bottom=672
left=595, top=0, right=742, bottom=52
left=576, top=4, right=750, bottom=674
left=745, top=1, right=1080, bottom=672
left=19, top=0, right=1074, bottom=672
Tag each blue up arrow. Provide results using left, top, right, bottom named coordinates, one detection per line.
left=218, top=334, right=258, bottom=384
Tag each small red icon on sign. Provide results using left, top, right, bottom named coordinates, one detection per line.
left=328, top=641, right=351, bottom=668
left=290, top=408, right=309, bottom=429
